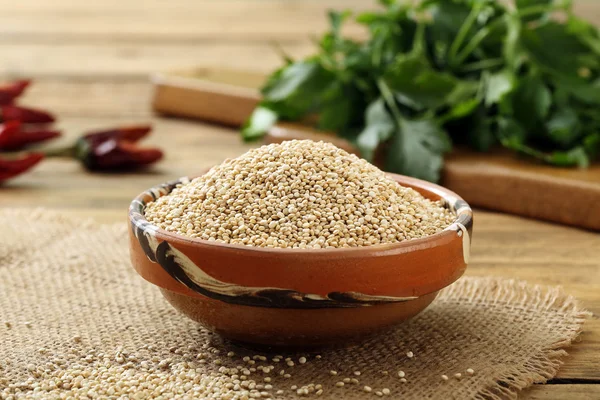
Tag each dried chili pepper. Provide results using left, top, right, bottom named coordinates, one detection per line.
left=0, top=105, right=55, bottom=123
left=0, top=121, right=61, bottom=151
left=0, top=80, right=30, bottom=105
left=0, top=153, right=44, bottom=183
left=45, top=125, right=163, bottom=171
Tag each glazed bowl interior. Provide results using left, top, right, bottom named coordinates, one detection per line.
left=128, top=172, right=473, bottom=347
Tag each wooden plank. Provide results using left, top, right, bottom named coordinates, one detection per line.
left=0, top=43, right=315, bottom=79
left=18, top=80, right=153, bottom=117
left=0, top=0, right=370, bottom=42
left=521, top=385, right=600, bottom=400
left=0, top=0, right=596, bottom=43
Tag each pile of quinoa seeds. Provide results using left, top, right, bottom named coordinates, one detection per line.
left=144, top=140, right=455, bottom=248
left=0, top=339, right=475, bottom=399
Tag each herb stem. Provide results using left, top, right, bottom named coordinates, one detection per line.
left=411, top=21, right=426, bottom=56
left=454, top=23, right=498, bottom=67
left=454, top=3, right=565, bottom=66
left=517, top=4, right=563, bottom=18
left=460, top=58, right=505, bottom=73
left=448, top=3, right=482, bottom=67
left=376, top=79, right=404, bottom=126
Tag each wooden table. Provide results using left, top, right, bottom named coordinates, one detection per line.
left=1, top=1, right=598, bottom=398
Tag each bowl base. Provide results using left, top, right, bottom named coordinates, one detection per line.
left=161, top=289, right=439, bottom=348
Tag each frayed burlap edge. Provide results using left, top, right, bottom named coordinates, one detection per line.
left=439, top=278, right=592, bottom=399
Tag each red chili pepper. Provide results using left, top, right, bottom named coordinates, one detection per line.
left=0, top=80, right=31, bottom=105
left=0, top=121, right=61, bottom=151
left=0, top=105, right=55, bottom=123
left=42, top=124, right=162, bottom=171
left=83, top=125, right=152, bottom=145
left=0, top=152, right=44, bottom=183
left=81, top=138, right=163, bottom=170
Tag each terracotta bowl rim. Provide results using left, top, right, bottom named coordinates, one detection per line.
left=129, top=172, right=473, bottom=256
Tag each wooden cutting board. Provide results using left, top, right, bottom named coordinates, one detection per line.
left=152, top=69, right=600, bottom=231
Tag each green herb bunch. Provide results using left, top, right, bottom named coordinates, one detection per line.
left=242, top=0, right=600, bottom=182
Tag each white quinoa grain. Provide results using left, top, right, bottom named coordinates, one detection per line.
left=364, top=386, right=372, bottom=392
left=455, top=373, right=462, bottom=379
left=466, top=368, right=475, bottom=375
left=145, top=141, right=455, bottom=248
left=382, top=388, right=391, bottom=395
left=398, top=370, right=405, bottom=378
left=406, top=351, right=414, bottom=358
left=441, top=374, right=449, bottom=381
left=298, top=357, right=307, bottom=364
left=335, top=382, right=344, bottom=387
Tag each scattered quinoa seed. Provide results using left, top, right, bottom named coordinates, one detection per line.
left=406, top=351, right=414, bottom=358
left=441, top=375, right=449, bottom=381
left=455, top=373, right=462, bottom=379
left=400, top=378, right=407, bottom=383
left=299, top=357, right=307, bottom=364
left=330, top=370, right=338, bottom=376
left=398, top=370, right=405, bottom=378
left=335, top=382, right=344, bottom=387
left=364, top=386, right=372, bottom=393
left=466, top=368, right=475, bottom=375
left=376, top=391, right=383, bottom=397
left=144, top=140, right=456, bottom=248
left=382, top=388, right=391, bottom=395
left=353, top=371, right=361, bottom=376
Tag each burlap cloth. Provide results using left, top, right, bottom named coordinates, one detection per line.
left=0, top=209, right=590, bottom=400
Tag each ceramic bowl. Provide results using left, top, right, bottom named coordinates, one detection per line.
left=128, top=173, right=473, bottom=347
